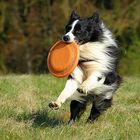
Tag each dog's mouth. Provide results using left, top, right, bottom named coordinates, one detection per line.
left=74, top=39, right=84, bottom=45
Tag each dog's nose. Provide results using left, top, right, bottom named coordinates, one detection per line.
left=62, top=35, right=70, bottom=42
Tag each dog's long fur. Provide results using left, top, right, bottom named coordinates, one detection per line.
left=49, top=11, right=121, bottom=124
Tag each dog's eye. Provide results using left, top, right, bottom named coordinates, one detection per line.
left=65, top=25, right=72, bottom=31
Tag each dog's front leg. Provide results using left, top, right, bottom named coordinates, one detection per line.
left=49, top=66, right=83, bottom=109
left=77, top=72, right=105, bottom=94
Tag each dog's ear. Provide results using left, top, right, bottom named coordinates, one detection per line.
left=92, top=11, right=100, bottom=23
left=70, top=10, right=80, bottom=20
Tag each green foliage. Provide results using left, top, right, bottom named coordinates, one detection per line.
left=0, top=75, right=140, bottom=140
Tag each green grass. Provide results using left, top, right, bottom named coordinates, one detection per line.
left=0, top=75, right=140, bottom=140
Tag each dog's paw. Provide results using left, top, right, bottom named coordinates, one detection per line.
left=77, top=82, right=90, bottom=94
left=68, top=119, right=75, bottom=125
left=48, top=101, right=61, bottom=110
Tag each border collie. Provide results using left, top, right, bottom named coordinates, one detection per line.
left=49, top=11, right=121, bottom=124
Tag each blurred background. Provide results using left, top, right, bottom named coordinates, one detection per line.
left=0, top=0, right=140, bottom=75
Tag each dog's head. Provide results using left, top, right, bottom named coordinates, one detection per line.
left=62, top=11, right=103, bottom=44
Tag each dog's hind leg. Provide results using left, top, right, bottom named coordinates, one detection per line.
left=87, top=98, right=112, bottom=123
left=68, top=100, right=86, bottom=125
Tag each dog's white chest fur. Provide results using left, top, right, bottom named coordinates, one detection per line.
left=79, top=42, right=110, bottom=76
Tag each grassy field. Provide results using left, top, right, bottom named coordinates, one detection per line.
left=0, top=75, right=140, bottom=140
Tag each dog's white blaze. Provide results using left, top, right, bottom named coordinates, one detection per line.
left=65, top=20, right=79, bottom=42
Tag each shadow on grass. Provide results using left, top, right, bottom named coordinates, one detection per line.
left=15, top=109, right=64, bottom=128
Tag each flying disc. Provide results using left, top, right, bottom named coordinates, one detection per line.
left=47, top=41, right=79, bottom=78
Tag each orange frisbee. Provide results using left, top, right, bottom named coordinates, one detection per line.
left=47, top=40, right=79, bottom=78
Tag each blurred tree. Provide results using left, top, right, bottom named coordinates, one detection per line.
left=93, top=0, right=113, bottom=9
left=0, top=0, right=140, bottom=75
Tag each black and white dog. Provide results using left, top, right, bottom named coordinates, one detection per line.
left=49, top=11, right=121, bottom=124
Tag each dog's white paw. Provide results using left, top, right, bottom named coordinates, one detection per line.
left=77, top=82, right=90, bottom=94
left=49, top=101, right=61, bottom=110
